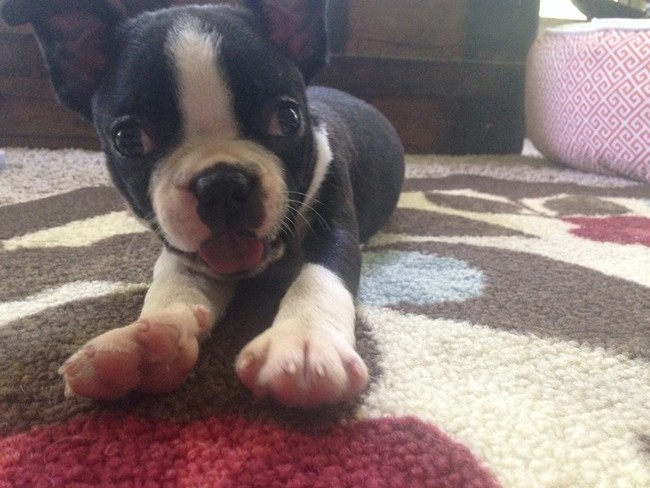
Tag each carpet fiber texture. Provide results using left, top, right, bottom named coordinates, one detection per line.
left=1, top=148, right=649, bottom=487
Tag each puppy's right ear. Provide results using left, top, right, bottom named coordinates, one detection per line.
left=1, top=0, right=125, bottom=119
left=243, top=0, right=327, bottom=83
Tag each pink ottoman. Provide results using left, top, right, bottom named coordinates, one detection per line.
left=526, top=19, right=650, bottom=182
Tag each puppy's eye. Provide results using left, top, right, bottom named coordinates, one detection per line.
left=268, top=102, right=301, bottom=137
left=111, top=118, right=154, bottom=158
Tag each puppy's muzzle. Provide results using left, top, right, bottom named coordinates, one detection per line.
left=189, top=163, right=264, bottom=234
left=188, top=163, right=281, bottom=277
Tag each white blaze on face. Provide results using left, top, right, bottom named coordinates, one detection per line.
left=166, top=16, right=237, bottom=139
left=149, top=16, right=288, bottom=259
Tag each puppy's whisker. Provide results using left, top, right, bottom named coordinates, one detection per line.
left=288, top=199, right=329, bottom=236
left=288, top=197, right=329, bottom=231
left=288, top=190, right=330, bottom=220
left=279, top=218, right=295, bottom=239
left=288, top=190, right=326, bottom=209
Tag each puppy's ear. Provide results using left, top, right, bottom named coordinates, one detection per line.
left=1, top=0, right=126, bottom=119
left=244, top=0, right=327, bottom=82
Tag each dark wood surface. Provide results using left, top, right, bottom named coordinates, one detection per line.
left=314, top=55, right=527, bottom=154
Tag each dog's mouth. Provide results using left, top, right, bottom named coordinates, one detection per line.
left=197, top=232, right=283, bottom=277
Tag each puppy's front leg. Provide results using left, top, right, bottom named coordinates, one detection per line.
left=236, top=228, right=368, bottom=407
left=60, top=248, right=234, bottom=400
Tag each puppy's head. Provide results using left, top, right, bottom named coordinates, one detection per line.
left=2, top=0, right=329, bottom=278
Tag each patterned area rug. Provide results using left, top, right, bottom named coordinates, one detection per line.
left=1, top=148, right=649, bottom=487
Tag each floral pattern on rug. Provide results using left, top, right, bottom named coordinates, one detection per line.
left=1, top=150, right=649, bottom=487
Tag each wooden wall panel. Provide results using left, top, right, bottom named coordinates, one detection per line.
left=346, top=0, right=467, bottom=60
left=0, top=21, right=98, bottom=149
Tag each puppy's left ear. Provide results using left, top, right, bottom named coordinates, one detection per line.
left=1, top=0, right=125, bottom=119
left=244, top=0, right=327, bottom=83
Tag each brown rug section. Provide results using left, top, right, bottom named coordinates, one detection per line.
left=0, top=187, right=124, bottom=238
left=390, top=241, right=650, bottom=360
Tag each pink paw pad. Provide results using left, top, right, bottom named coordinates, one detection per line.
left=59, top=332, right=142, bottom=400
left=59, top=307, right=206, bottom=400
left=236, top=331, right=369, bottom=408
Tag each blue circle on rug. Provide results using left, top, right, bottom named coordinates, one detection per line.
left=359, top=250, right=484, bottom=307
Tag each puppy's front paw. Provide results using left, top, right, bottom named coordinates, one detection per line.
left=59, top=305, right=210, bottom=400
left=236, top=325, right=369, bottom=407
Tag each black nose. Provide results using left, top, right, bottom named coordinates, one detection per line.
left=189, top=165, right=261, bottom=232
left=190, top=165, right=253, bottom=212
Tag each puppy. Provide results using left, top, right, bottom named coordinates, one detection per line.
left=2, top=0, right=404, bottom=407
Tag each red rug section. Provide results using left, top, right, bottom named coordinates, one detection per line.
left=565, top=216, right=650, bottom=247
left=0, top=415, right=500, bottom=487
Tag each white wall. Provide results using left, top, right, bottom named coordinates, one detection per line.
left=538, top=0, right=586, bottom=37
left=540, top=0, right=586, bottom=20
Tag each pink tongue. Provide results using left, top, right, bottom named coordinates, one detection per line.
left=198, top=234, right=265, bottom=275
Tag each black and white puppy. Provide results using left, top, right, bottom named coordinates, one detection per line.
left=2, top=0, right=404, bottom=407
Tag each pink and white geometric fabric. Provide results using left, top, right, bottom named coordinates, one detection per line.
left=526, top=19, right=650, bottom=182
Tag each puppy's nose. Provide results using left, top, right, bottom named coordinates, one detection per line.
left=189, top=164, right=263, bottom=233
left=190, top=165, right=252, bottom=212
